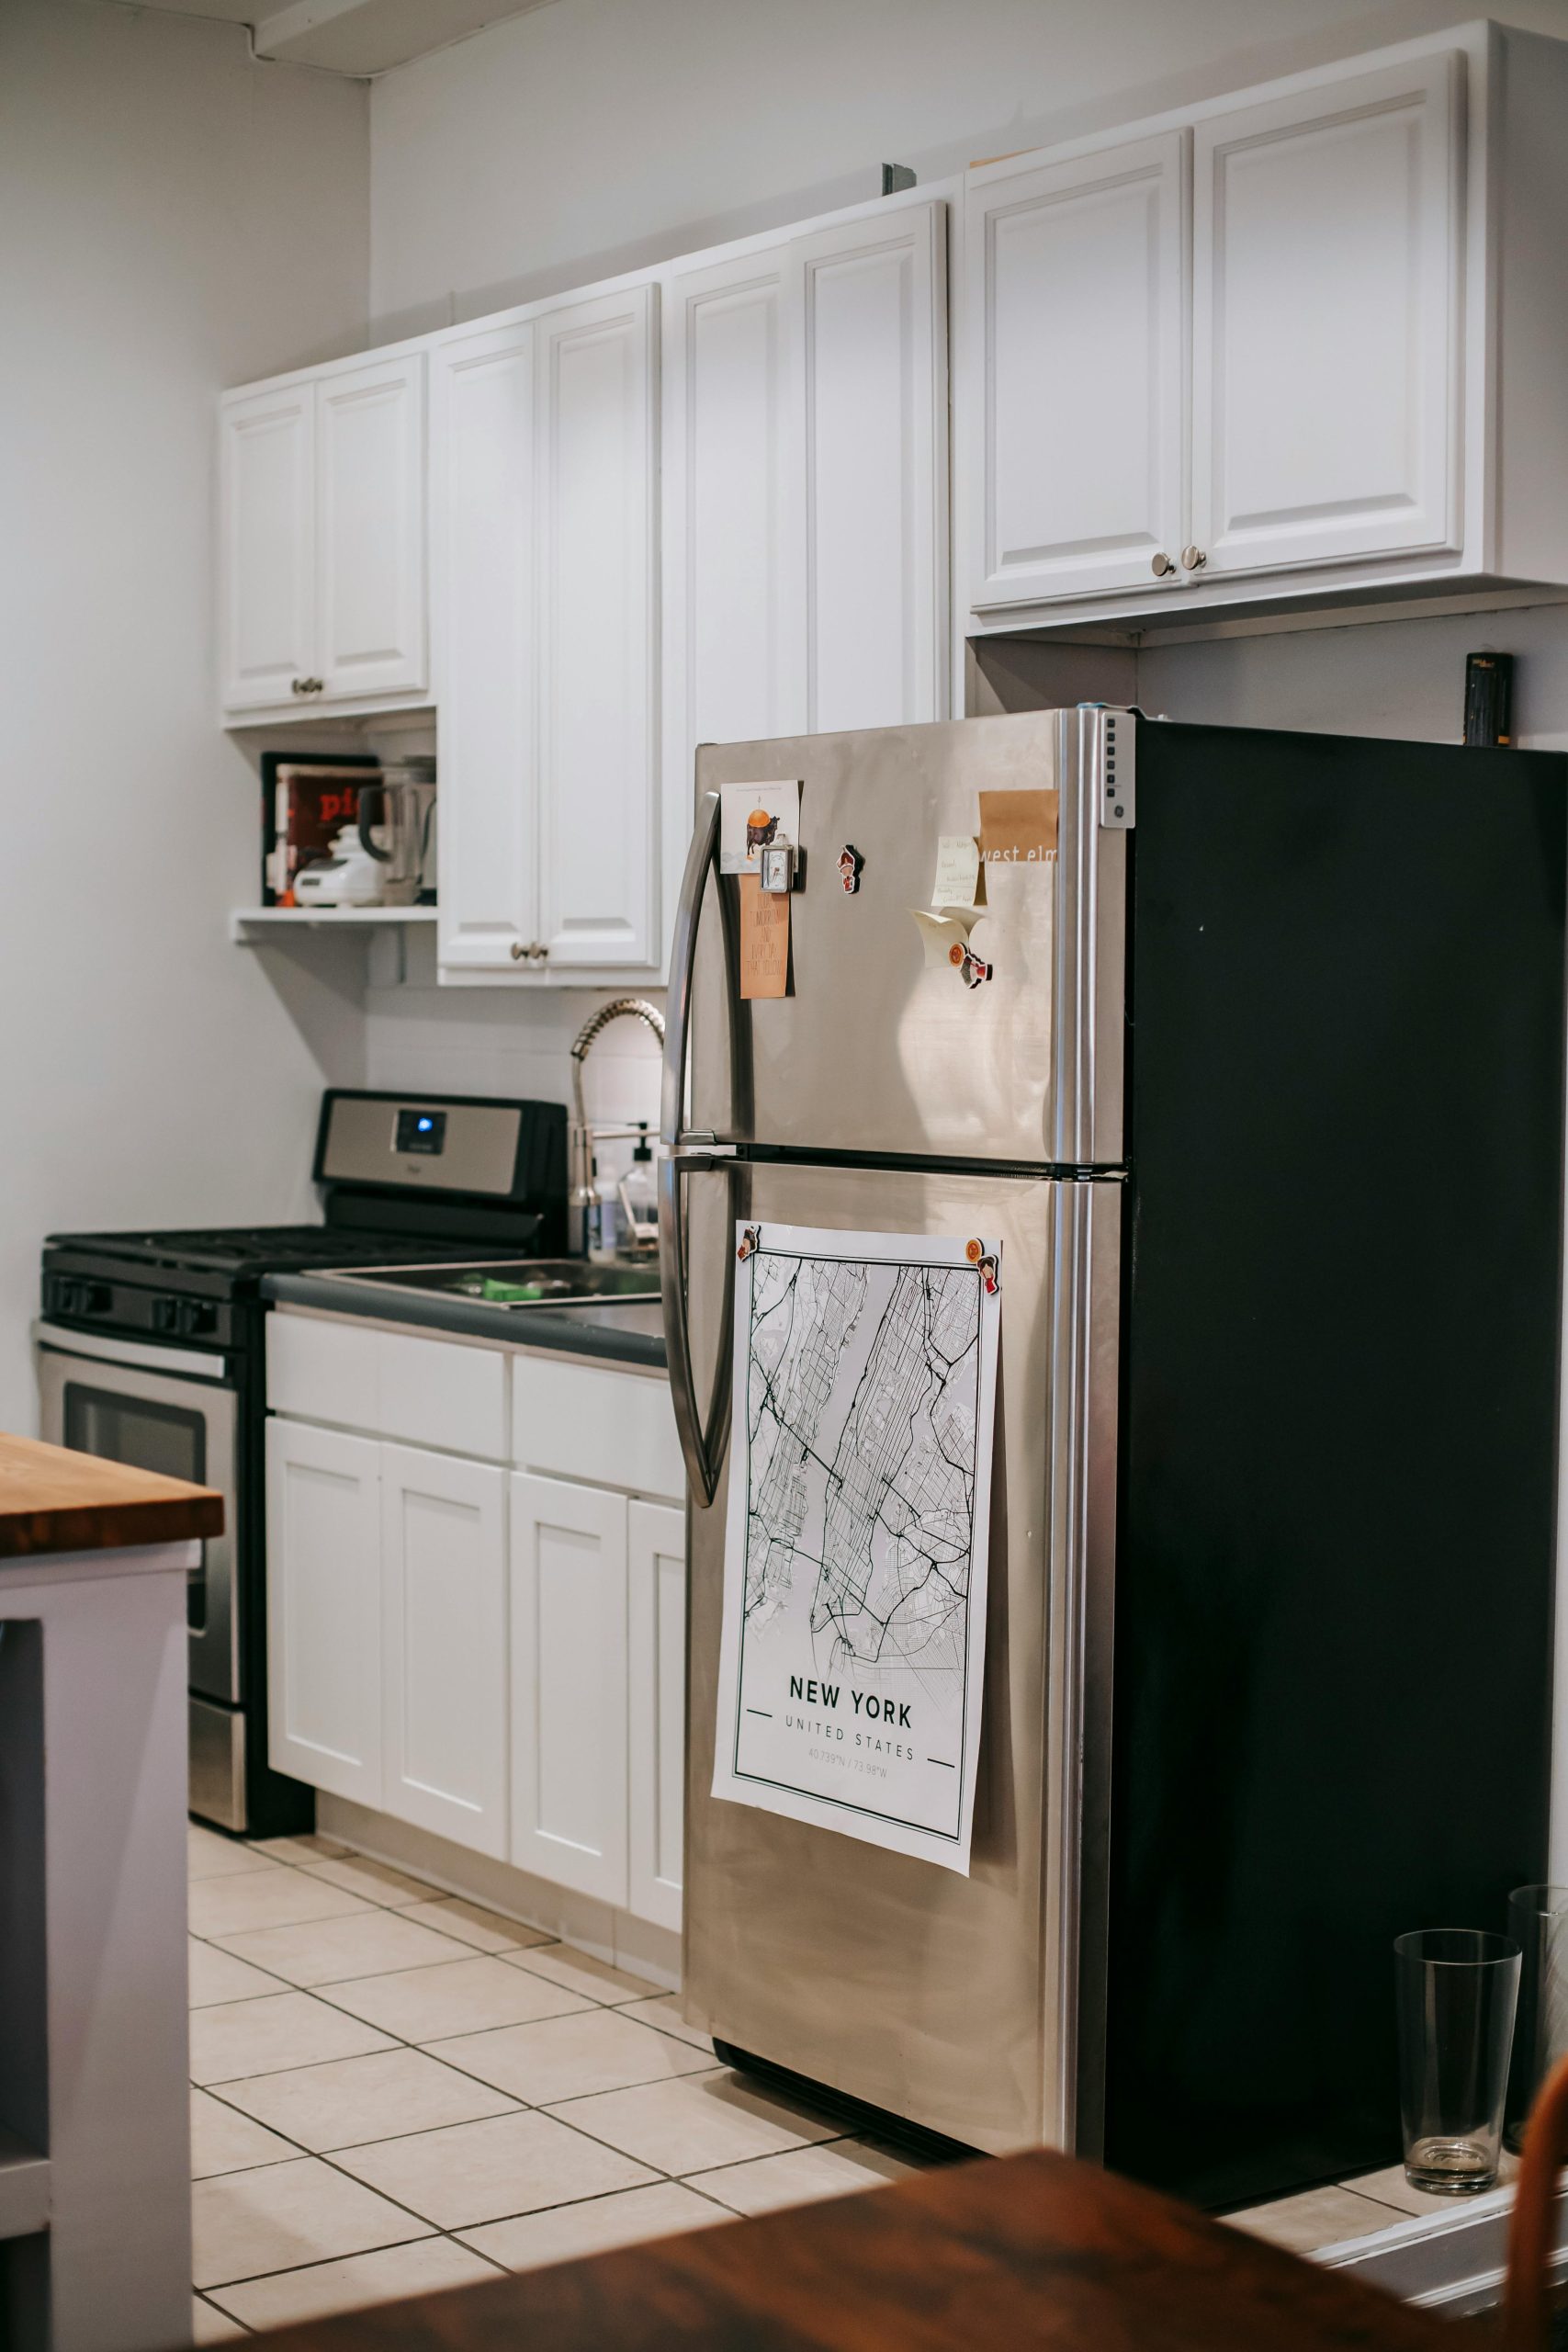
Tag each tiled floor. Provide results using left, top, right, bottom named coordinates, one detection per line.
left=1223, top=2152, right=1520, bottom=2258
left=186, top=1824, right=919, bottom=2340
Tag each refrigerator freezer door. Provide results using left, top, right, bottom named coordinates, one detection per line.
left=678, top=1158, right=1122, bottom=2154
left=683, top=712, right=1127, bottom=1168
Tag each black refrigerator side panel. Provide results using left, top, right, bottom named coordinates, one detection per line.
left=1105, top=724, right=1567, bottom=2211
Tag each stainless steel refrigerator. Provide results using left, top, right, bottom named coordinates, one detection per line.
left=659, top=707, right=1566, bottom=2209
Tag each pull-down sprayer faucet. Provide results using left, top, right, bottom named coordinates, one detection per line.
left=568, top=998, right=667, bottom=1253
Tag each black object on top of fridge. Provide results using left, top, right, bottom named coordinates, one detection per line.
left=660, top=708, right=1565, bottom=2211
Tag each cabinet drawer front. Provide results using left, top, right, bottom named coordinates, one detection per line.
left=378, top=1329, right=507, bottom=1458
left=512, top=1357, right=682, bottom=1498
left=268, top=1314, right=379, bottom=1429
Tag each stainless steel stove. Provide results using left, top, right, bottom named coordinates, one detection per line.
left=36, top=1091, right=568, bottom=1833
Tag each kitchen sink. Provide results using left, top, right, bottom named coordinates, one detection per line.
left=318, top=1257, right=660, bottom=1306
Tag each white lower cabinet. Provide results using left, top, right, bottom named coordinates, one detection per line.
left=266, top=1419, right=383, bottom=1806
left=509, top=1472, right=629, bottom=1904
left=381, top=1444, right=508, bottom=1859
left=266, top=1318, right=686, bottom=1920
left=627, top=1499, right=685, bottom=1933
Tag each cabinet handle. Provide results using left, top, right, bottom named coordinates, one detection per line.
left=510, top=940, right=528, bottom=962
left=1180, top=546, right=1208, bottom=571
left=509, top=940, right=550, bottom=965
left=1151, top=551, right=1175, bottom=578
left=530, top=944, right=549, bottom=964
left=290, top=677, right=305, bottom=695
left=290, top=675, right=324, bottom=696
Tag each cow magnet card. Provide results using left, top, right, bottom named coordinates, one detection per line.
left=720, top=780, right=801, bottom=877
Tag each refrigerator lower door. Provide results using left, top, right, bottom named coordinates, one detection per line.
left=677, top=1158, right=1121, bottom=2154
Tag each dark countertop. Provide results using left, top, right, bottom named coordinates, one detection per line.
left=240, top=2144, right=1450, bottom=2352
left=263, top=1272, right=668, bottom=1370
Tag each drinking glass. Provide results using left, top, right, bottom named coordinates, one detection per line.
left=1506, top=1886, right=1568, bottom=2153
left=1395, top=1928, right=1520, bottom=2193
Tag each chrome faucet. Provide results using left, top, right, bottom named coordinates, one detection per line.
left=568, top=998, right=666, bottom=1253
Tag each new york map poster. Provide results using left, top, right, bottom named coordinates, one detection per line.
left=711, top=1222, right=1001, bottom=1874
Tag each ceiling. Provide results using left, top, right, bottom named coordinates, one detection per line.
left=137, top=0, right=561, bottom=75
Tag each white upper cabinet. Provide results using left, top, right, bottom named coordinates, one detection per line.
left=220, top=384, right=315, bottom=713
left=431, top=286, right=657, bottom=981
left=536, top=285, right=657, bottom=970
left=1190, top=54, right=1461, bottom=580
left=662, top=197, right=947, bottom=899
left=316, top=354, right=429, bottom=701
left=431, top=319, right=538, bottom=975
left=962, top=24, right=1568, bottom=629
left=968, top=133, right=1186, bottom=607
left=220, top=349, right=428, bottom=718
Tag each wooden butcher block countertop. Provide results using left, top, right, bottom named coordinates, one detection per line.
left=241, top=2145, right=1453, bottom=2352
left=0, top=1430, right=223, bottom=1559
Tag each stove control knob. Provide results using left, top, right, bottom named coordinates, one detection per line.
left=176, top=1299, right=219, bottom=1340
left=152, top=1296, right=182, bottom=1335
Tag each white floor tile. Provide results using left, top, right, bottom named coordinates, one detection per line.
left=214, top=2048, right=519, bottom=2153
left=398, top=1898, right=551, bottom=1954
left=251, top=1836, right=351, bottom=1863
left=321, top=1955, right=592, bottom=2041
left=428, top=2010, right=712, bottom=2107
left=686, top=2138, right=917, bottom=2216
left=190, top=1873, right=373, bottom=1940
left=192, top=2293, right=248, bottom=2341
left=615, top=1997, right=714, bottom=2054
left=299, top=1856, right=434, bottom=1907
left=1224, top=2183, right=1411, bottom=2256
left=190, top=1992, right=397, bottom=2086
left=188, top=1828, right=284, bottom=1883
left=189, top=1939, right=286, bottom=2010
left=190, top=2090, right=299, bottom=2180
left=211, top=1909, right=473, bottom=1988
left=332, top=2110, right=658, bottom=2231
left=209, top=2239, right=501, bottom=2331
left=1341, top=2154, right=1518, bottom=2218
left=547, top=2069, right=840, bottom=2175
left=192, top=2156, right=431, bottom=2289
left=458, top=2182, right=731, bottom=2274
left=506, top=1947, right=658, bottom=2005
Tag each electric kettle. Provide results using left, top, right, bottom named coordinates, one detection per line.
left=356, top=759, right=437, bottom=907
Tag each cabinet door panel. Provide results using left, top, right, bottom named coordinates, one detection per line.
left=536, top=286, right=656, bottom=969
left=1191, top=54, right=1462, bottom=576
left=433, top=322, right=538, bottom=972
left=220, top=386, right=314, bottom=712
left=665, top=247, right=804, bottom=764
left=510, top=1474, right=628, bottom=1902
left=801, top=202, right=947, bottom=730
left=317, top=353, right=428, bottom=700
left=627, top=1499, right=685, bottom=1932
left=382, top=1444, right=507, bottom=1857
left=265, top=1419, right=381, bottom=1804
left=969, top=133, right=1186, bottom=607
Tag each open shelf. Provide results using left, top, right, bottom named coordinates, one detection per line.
left=230, top=905, right=437, bottom=940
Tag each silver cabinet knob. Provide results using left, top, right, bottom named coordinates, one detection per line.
left=1180, top=546, right=1207, bottom=571
left=510, top=940, right=527, bottom=961
left=291, top=676, right=323, bottom=695
left=529, top=943, right=549, bottom=964
left=290, top=678, right=305, bottom=695
left=1151, top=551, right=1175, bottom=578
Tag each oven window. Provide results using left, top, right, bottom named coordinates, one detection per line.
left=63, top=1384, right=209, bottom=1629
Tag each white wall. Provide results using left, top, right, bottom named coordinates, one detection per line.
left=367, top=0, right=1568, bottom=336
left=0, top=0, right=368, bottom=1429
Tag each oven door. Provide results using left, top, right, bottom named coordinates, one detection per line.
left=36, top=1328, right=240, bottom=1703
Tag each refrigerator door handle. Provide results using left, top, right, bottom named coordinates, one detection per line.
left=660, top=788, right=739, bottom=1509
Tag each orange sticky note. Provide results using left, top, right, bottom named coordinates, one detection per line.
left=739, top=876, right=790, bottom=999
left=978, top=787, right=1059, bottom=865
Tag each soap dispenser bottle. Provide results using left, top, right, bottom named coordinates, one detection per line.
left=616, top=1126, right=658, bottom=1253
